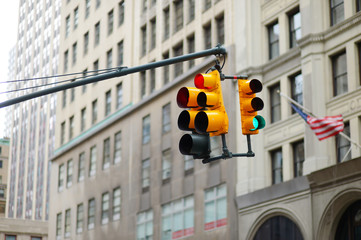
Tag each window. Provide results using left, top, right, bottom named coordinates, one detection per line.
left=85, top=0, right=90, bottom=19
left=269, top=83, right=281, bottom=123
left=142, top=115, right=151, bottom=144
left=140, top=71, right=146, bottom=98
left=268, top=21, right=280, bottom=60
left=78, top=152, right=85, bottom=182
left=188, top=0, right=195, bottom=23
left=173, top=44, right=183, bottom=77
left=31, top=237, right=42, bottom=240
left=105, top=90, right=111, bottom=116
left=163, top=52, right=170, bottom=84
left=204, top=0, right=212, bottom=11
left=143, top=0, right=147, bottom=12
left=66, top=159, right=73, bottom=188
left=359, top=42, right=361, bottom=85
left=103, top=138, right=111, bottom=170
left=336, top=121, right=350, bottom=162
left=106, top=49, right=113, bottom=69
left=293, top=140, right=304, bottom=178
left=64, top=50, right=69, bottom=72
left=141, top=159, right=150, bottom=191
left=108, top=9, right=114, bottom=35
left=161, top=196, right=194, bottom=239
left=162, top=149, right=172, bottom=182
left=150, top=67, right=155, bottom=93
left=117, top=40, right=124, bottom=66
left=332, top=51, right=348, bottom=96
left=137, top=210, right=153, bottom=240
left=60, top=121, right=66, bottom=145
left=204, top=184, right=227, bottom=230
left=162, top=103, right=171, bottom=133
left=203, top=23, right=212, bottom=49
left=65, top=209, right=71, bottom=237
left=113, top=187, right=121, bottom=220
left=56, top=212, right=62, bottom=237
left=289, top=9, right=301, bottom=48
left=163, top=7, right=170, bottom=40
left=184, top=155, right=194, bottom=174
left=101, top=192, right=110, bottom=224
left=83, top=32, right=89, bottom=55
left=118, top=1, right=125, bottom=26
left=58, top=164, right=65, bottom=192
left=96, top=0, right=101, bottom=9
left=74, top=7, right=79, bottom=30
left=92, top=99, right=98, bottom=124
left=81, top=107, right=86, bottom=132
left=254, top=216, right=304, bottom=240
left=5, top=236, right=17, bottom=240
left=89, top=146, right=97, bottom=177
left=116, top=83, right=123, bottom=109
left=174, top=0, right=183, bottom=32
left=358, top=0, right=361, bottom=12
left=187, top=34, right=195, bottom=68
left=335, top=200, right=361, bottom=239
left=150, top=18, right=156, bottom=50
left=88, top=198, right=95, bottom=229
left=114, top=131, right=122, bottom=164
left=216, top=14, right=225, bottom=45
left=93, top=59, right=99, bottom=75
left=71, top=87, right=75, bottom=102
left=76, top=203, right=84, bottom=233
left=94, top=21, right=100, bottom=46
left=330, top=0, right=344, bottom=26
left=0, top=188, right=4, bottom=198
left=271, top=148, right=283, bottom=184
left=69, top=115, right=74, bottom=139
left=290, top=72, right=303, bottom=113
left=82, top=69, right=87, bottom=94
left=65, top=15, right=70, bottom=38
left=141, top=25, right=147, bottom=56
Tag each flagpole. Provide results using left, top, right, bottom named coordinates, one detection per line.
left=278, top=91, right=361, bottom=150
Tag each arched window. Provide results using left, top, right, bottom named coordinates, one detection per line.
left=254, top=215, right=303, bottom=240
left=335, top=200, right=361, bottom=240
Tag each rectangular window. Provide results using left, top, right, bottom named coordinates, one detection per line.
left=106, top=49, right=113, bottom=69
left=117, top=40, right=124, bottom=66
left=78, top=152, right=85, bottom=182
left=271, top=148, right=283, bottom=184
left=64, top=50, right=69, bottom=72
left=150, top=67, right=155, bottom=93
left=204, top=184, right=227, bottom=230
left=330, top=0, right=344, bottom=26
left=89, top=146, right=97, bottom=177
left=69, top=116, right=74, bottom=139
left=76, top=203, right=84, bottom=233
left=140, top=71, right=146, bottom=98
left=336, top=121, right=350, bottom=162
left=103, top=138, right=111, bottom=170
left=96, top=0, right=101, bottom=9
left=141, top=159, right=150, bottom=191
left=142, top=115, right=151, bottom=144
left=66, top=159, right=73, bottom=188
left=204, top=0, right=212, bottom=11
left=188, top=0, right=195, bottom=22
left=105, top=90, right=111, bottom=116
left=85, top=0, right=90, bottom=19
left=184, top=155, right=194, bottom=174
left=101, top=192, right=110, bottom=224
left=137, top=210, right=153, bottom=240
left=162, top=149, right=172, bottom=182
left=114, top=131, right=122, bottom=164
left=108, top=9, right=114, bottom=35
left=81, top=107, right=86, bottom=132
left=65, top=209, right=71, bottom=237
left=116, top=83, right=123, bottom=109
left=163, top=7, right=170, bottom=40
left=94, top=21, right=100, bottom=46
left=162, top=103, right=171, bottom=133
left=62, top=90, right=67, bottom=108
left=88, top=198, right=95, bottom=229
left=71, top=88, right=75, bottom=102
left=174, top=0, right=183, bottom=33
left=290, top=72, right=303, bottom=113
left=118, top=1, right=125, bottom=26
left=163, top=52, right=170, bottom=84
left=359, top=42, right=361, bottom=85
left=187, top=34, right=195, bottom=68
left=216, top=14, right=225, bottom=45
left=74, top=7, right=79, bottom=30
left=58, top=164, right=65, bottom=192
left=203, top=23, right=212, bottom=50
left=270, top=83, right=281, bottom=123
left=332, top=51, right=348, bottom=96
left=141, top=25, right=147, bottom=56
left=150, top=18, right=156, bottom=50
left=357, top=0, right=361, bottom=12
left=113, top=187, right=121, bottom=221
left=289, top=9, right=301, bottom=48
left=162, top=196, right=194, bottom=239
left=173, top=44, right=183, bottom=77
left=92, top=99, right=98, bottom=124
left=5, top=236, right=17, bottom=240
left=268, top=21, right=280, bottom=60
left=293, top=140, right=305, bottom=178
left=60, top=121, right=66, bottom=145
left=93, top=59, right=99, bottom=75
left=65, top=15, right=70, bottom=38
left=56, top=212, right=62, bottom=237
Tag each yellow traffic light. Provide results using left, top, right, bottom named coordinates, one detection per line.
left=238, top=79, right=265, bottom=135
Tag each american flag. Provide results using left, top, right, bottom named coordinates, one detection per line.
left=291, top=104, right=344, bottom=141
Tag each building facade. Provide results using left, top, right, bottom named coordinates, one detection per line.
left=6, top=0, right=61, bottom=225
left=50, top=0, right=238, bottom=239
left=234, top=0, right=361, bottom=239
left=0, top=138, right=10, bottom=218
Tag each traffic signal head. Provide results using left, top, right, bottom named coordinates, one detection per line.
left=238, top=79, right=266, bottom=135
left=179, top=133, right=210, bottom=159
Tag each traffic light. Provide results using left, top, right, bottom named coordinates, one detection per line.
left=176, top=68, right=228, bottom=159
left=238, top=79, right=265, bottom=135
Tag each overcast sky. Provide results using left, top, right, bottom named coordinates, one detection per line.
left=0, top=2, right=19, bottom=138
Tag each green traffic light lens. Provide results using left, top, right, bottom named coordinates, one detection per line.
left=250, top=118, right=258, bottom=131
left=250, top=115, right=266, bottom=131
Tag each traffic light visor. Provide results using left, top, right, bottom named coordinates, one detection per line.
left=240, top=79, right=263, bottom=94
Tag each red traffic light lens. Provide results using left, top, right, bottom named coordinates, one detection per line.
left=194, top=74, right=205, bottom=89
left=177, top=87, right=189, bottom=108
